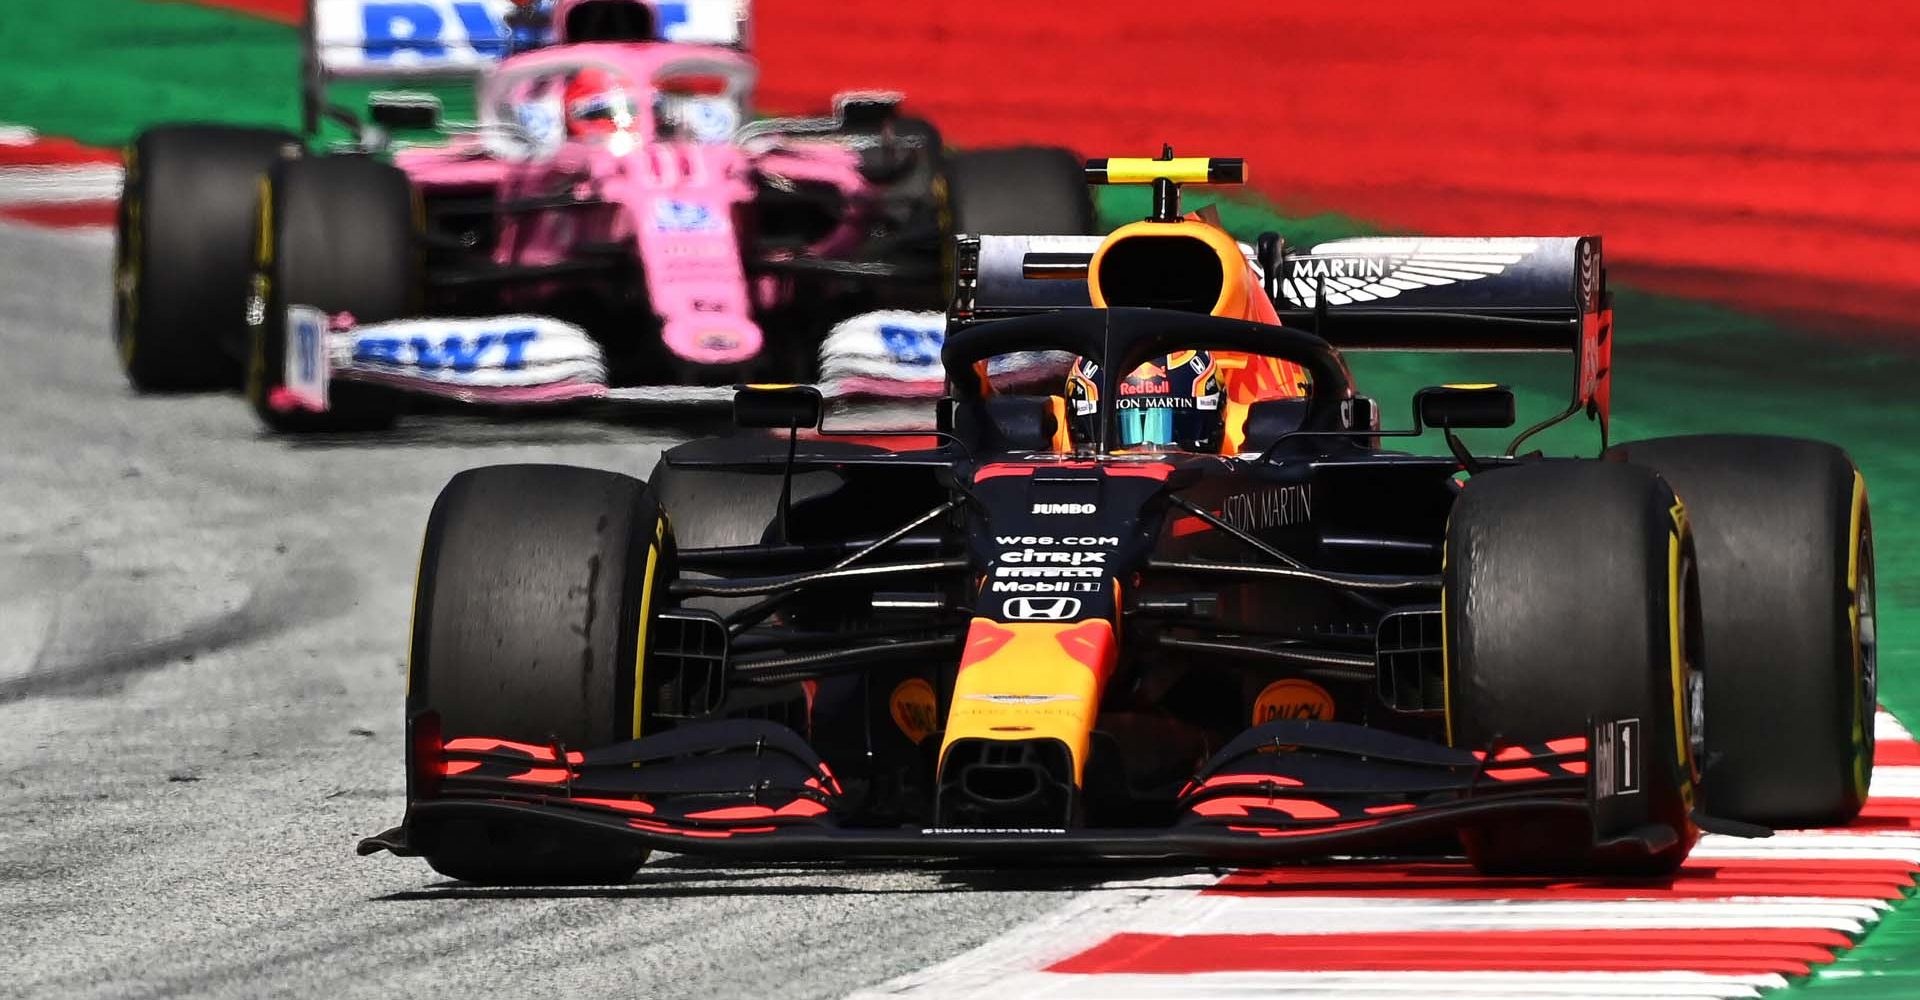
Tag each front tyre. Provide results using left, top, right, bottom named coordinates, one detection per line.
left=246, top=155, right=412, bottom=433
left=406, top=464, right=676, bottom=884
left=1445, top=461, right=1701, bottom=875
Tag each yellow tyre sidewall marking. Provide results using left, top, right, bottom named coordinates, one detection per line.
left=245, top=177, right=274, bottom=405
left=1440, top=534, right=1452, bottom=745
left=631, top=515, right=665, bottom=739
left=1669, top=498, right=1698, bottom=812
left=117, top=148, right=141, bottom=367
left=1847, top=471, right=1869, bottom=797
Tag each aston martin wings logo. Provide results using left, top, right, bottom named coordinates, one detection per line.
left=1279, top=238, right=1539, bottom=307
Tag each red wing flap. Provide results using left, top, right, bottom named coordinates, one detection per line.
left=428, top=720, right=844, bottom=835
left=1179, top=727, right=1591, bottom=832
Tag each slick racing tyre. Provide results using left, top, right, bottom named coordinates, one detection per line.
left=115, top=125, right=300, bottom=390
left=246, top=155, right=410, bottom=433
left=1445, top=461, right=1701, bottom=875
left=1606, top=435, right=1875, bottom=827
left=947, top=147, right=1097, bottom=237
left=407, top=464, right=676, bottom=885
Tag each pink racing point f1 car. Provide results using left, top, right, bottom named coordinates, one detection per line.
left=111, top=0, right=1093, bottom=432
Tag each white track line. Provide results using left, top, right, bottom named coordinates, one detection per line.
left=1035, top=895, right=1888, bottom=934
left=0, top=165, right=123, bottom=205
left=1858, top=766, right=1920, bottom=797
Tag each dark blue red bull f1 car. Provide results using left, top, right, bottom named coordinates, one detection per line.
left=362, top=158, right=1877, bottom=883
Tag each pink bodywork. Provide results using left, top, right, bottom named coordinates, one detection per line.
left=393, top=42, right=872, bottom=367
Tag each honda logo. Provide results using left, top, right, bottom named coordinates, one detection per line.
left=1002, top=596, right=1083, bottom=621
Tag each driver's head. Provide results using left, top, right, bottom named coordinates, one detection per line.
left=563, top=66, right=638, bottom=138
left=1066, top=351, right=1224, bottom=452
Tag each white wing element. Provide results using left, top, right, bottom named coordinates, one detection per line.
left=1281, top=238, right=1539, bottom=307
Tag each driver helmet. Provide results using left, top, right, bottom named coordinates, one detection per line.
left=1066, top=351, right=1224, bottom=452
left=564, top=66, right=639, bottom=138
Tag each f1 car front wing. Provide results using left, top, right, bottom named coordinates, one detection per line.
left=359, top=717, right=1686, bottom=864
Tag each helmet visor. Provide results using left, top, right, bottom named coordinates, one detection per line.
left=1116, top=407, right=1176, bottom=449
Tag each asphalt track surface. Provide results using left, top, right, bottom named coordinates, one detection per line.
left=0, top=222, right=1093, bottom=998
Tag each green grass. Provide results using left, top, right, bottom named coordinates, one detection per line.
left=0, top=0, right=473, bottom=149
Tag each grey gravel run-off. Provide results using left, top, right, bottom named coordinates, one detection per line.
left=0, top=222, right=1103, bottom=1000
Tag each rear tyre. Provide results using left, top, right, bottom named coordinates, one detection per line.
left=115, top=125, right=300, bottom=390
left=407, top=464, right=675, bottom=884
left=1446, top=461, right=1701, bottom=875
left=246, top=155, right=411, bottom=433
left=1606, top=434, right=1875, bottom=827
left=947, top=147, right=1096, bottom=236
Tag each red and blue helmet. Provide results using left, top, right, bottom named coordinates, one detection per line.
left=1066, top=351, right=1223, bottom=452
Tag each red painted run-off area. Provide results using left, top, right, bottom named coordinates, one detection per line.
left=752, top=0, right=1920, bottom=333
left=186, top=0, right=1920, bottom=330
left=1051, top=928, right=1852, bottom=976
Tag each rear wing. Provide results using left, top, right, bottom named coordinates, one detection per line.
left=950, top=233, right=1614, bottom=434
left=300, top=0, right=752, bottom=135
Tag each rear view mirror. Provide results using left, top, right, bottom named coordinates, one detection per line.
left=1415, top=384, right=1516, bottom=429
left=367, top=92, right=442, bottom=131
left=733, top=384, right=824, bottom=429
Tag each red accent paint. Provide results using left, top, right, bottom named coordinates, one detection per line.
left=1191, top=797, right=1341, bottom=820
left=627, top=819, right=742, bottom=839
left=1046, top=928, right=1848, bottom=976
left=1168, top=514, right=1213, bottom=537
left=1483, top=766, right=1552, bottom=782
left=1052, top=620, right=1117, bottom=683
left=443, top=738, right=583, bottom=764
left=1227, top=819, right=1380, bottom=839
left=973, top=461, right=1176, bottom=482
left=1211, top=857, right=1917, bottom=901
left=797, top=434, right=943, bottom=451
left=754, top=0, right=1920, bottom=331
left=1101, top=463, right=1175, bottom=480
left=442, top=760, right=481, bottom=776
left=683, top=799, right=829, bottom=821
left=958, top=620, right=1017, bottom=666
left=1363, top=803, right=1418, bottom=816
left=971, top=464, right=1035, bottom=482
left=1563, top=760, right=1589, bottom=775
left=1545, top=737, right=1588, bottom=753
left=572, top=797, right=656, bottom=815
left=508, top=767, right=571, bottom=783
